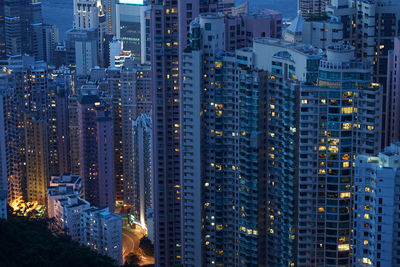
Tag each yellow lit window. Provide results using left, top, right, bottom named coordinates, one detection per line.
left=301, top=99, right=308, bottom=104
left=215, top=62, right=222, bottom=68
left=341, top=107, right=353, bottom=114
left=321, top=99, right=326, bottom=104
left=328, top=146, right=338, bottom=153
left=340, top=192, right=351, bottom=198
left=338, top=244, right=350, bottom=251
left=367, top=125, right=374, bottom=131
left=365, top=187, right=370, bottom=192
left=319, top=146, right=326, bottom=151
left=343, top=162, right=350, bottom=168
left=362, top=257, right=372, bottom=265
left=342, top=154, right=350, bottom=160
left=364, top=213, right=370, bottom=219
left=342, top=123, right=352, bottom=130
left=364, top=240, right=369, bottom=245
left=318, top=207, right=325, bottom=212
left=319, top=169, right=326, bottom=174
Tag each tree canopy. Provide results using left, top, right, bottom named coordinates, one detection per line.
left=0, top=215, right=117, bottom=267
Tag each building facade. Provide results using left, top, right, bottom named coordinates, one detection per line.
left=354, top=143, right=400, bottom=267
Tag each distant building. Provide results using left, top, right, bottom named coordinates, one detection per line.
left=24, top=114, right=49, bottom=207
left=77, top=93, right=115, bottom=211
left=49, top=174, right=82, bottom=196
left=131, top=114, right=152, bottom=227
left=80, top=207, right=122, bottom=265
left=115, top=0, right=151, bottom=64
left=353, top=143, right=400, bottom=267
left=299, top=0, right=326, bottom=18
left=386, top=37, right=400, bottom=146
left=66, top=28, right=99, bottom=75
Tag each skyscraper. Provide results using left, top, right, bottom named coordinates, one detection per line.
left=116, top=0, right=151, bottom=64
left=24, top=114, right=49, bottom=206
left=385, top=36, right=400, bottom=146
left=77, top=93, right=115, bottom=211
left=353, top=143, right=400, bottom=267
left=326, top=0, right=400, bottom=146
left=298, top=0, right=326, bottom=17
left=132, top=113, right=152, bottom=227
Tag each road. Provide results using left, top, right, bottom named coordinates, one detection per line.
left=122, top=226, right=154, bottom=266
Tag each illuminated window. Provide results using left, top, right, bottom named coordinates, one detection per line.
left=365, top=187, right=371, bottom=192
left=362, top=257, right=372, bottom=265
left=342, top=123, right=352, bottom=130
left=343, top=162, right=350, bottom=168
left=364, top=213, right=370, bottom=219
left=301, top=99, right=308, bottom=104
left=364, top=240, right=369, bottom=245
left=340, top=192, right=351, bottom=198
left=328, top=146, right=338, bottom=153
left=337, top=244, right=350, bottom=251
left=319, top=146, right=326, bottom=151
left=318, top=207, right=325, bottom=212
left=367, top=125, right=374, bottom=131
left=341, top=107, right=353, bottom=114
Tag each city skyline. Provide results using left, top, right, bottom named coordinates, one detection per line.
left=1, top=0, right=400, bottom=267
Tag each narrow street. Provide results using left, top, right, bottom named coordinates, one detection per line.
left=122, top=225, right=154, bottom=266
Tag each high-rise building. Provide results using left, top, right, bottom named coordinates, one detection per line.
left=0, top=72, right=14, bottom=219
left=150, top=2, right=283, bottom=263
left=77, top=93, right=115, bottom=211
left=1, top=0, right=55, bottom=61
left=353, top=143, right=400, bottom=267
left=255, top=40, right=381, bottom=266
left=80, top=207, right=123, bottom=265
left=24, top=114, right=49, bottom=206
left=53, top=72, right=72, bottom=175
left=386, top=36, right=400, bottom=146
left=101, top=0, right=117, bottom=35
left=150, top=0, right=205, bottom=263
left=183, top=30, right=382, bottom=266
left=326, top=0, right=400, bottom=146
left=73, top=0, right=100, bottom=30
left=66, top=28, right=99, bottom=75
left=299, top=0, right=327, bottom=18
left=131, top=113, right=152, bottom=227
left=0, top=0, right=6, bottom=60
left=116, top=0, right=151, bottom=64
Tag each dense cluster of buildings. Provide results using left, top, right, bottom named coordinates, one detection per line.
left=1, top=0, right=400, bottom=266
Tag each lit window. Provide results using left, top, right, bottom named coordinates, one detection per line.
left=340, top=192, right=351, bottom=198
left=337, top=244, right=350, bottom=251
left=342, top=123, right=352, bottom=130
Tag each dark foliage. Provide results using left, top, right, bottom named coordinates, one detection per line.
left=124, top=253, right=140, bottom=266
left=139, top=236, right=154, bottom=257
left=0, top=215, right=117, bottom=267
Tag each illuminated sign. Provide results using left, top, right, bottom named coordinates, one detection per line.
left=119, top=0, right=144, bottom=5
